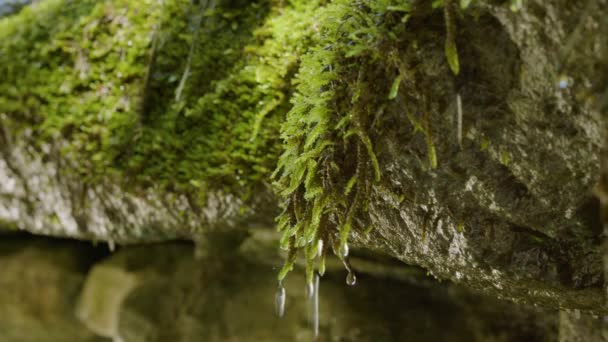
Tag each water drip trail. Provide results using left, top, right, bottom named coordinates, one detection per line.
left=456, top=93, right=462, bottom=148
left=342, top=257, right=357, bottom=286
left=274, top=282, right=286, bottom=317
left=313, top=272, right=320, bottom=338
left=306, top=280, right=314, bottom=299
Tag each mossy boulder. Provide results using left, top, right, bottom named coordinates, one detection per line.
left=0, top=0, right=606, bottom=318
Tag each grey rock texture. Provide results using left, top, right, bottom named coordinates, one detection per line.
left=355, top=0, right=607, bottom=313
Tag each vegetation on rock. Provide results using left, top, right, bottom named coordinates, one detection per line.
left=2, top=0, right=608, bottom=330
left=0, top=0, right=470, bottom=284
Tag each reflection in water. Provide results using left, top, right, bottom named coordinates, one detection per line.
left=0, top=234, right=557, bottom=342
left=313, top=273, right=320, bottom=338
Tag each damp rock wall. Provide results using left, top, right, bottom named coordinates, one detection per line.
left=0, top=0, right=607, bottom=321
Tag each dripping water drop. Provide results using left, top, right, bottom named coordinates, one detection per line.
left=342, top=256, right=357, bottom=286
left=346, top=271, right=357, bottom=286
left=558, top=75, right=570, bottom=89
left=305, top=281, right=314, bottom=299
left=274, top=283, right=286, bottom=317
left=318, top=257, right=326, bottom=277
left=339, top=242, right=349, bottom=258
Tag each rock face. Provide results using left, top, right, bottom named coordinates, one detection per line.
left=0, top=0, right=607, bottom=323
left=0, top=234, right=560, bottom=342
left=351, top=0, right=606, bottom=313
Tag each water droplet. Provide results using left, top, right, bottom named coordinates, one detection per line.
left=274, top=284, right=286, bottom=317
left=346, top=271, right=357, bottom=286
left=318, top=255, right=326, bottom=277
left=305, top=281, right=314, bottom=299
left=557, top=75, right=570, bottom=89
left=317, top=239, right=324, bottom=256
left=341, top=256, right=356, bottom=286
left=108, top=240, right=115, bottom=252
left=339, top=242, right=349, bottom=258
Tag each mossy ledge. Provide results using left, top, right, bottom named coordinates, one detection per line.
left=1, top=0, right=607, bottom=314
left=0, top=0, right=461, bottom=281
left=273, top=0, right=450, bottom=284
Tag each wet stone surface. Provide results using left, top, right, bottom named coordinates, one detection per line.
left=0, top=0, right=606, bottom=327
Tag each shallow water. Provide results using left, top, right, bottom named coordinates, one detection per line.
left=0, top=233, right=557, bottom=341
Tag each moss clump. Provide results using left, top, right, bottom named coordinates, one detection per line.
left=0, top=0, right=471, bottom=283
left=113, top=0, right=284, bottom=197
left=273, top=0, right=473, bottom=284
left=0, top=0, right=159, bottom=178
left=0, top=0, right=317, bottom=204
left=443, top=0, right=460, bottom=75
left=273, top=0, right=420, bottom=284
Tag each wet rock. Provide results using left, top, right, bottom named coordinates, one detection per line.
left=0, top=0, right=606, bottom=316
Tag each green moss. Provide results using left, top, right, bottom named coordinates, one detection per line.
left=273, top=0, right=478, bottom=284
left=0, top=0, right=316, bottom=202
left=443, top=0, right=460, bottom=75
left=273, top=0, right=422, bottom=284
left=0, top=0, right=475, bottom=284
left=0, top=0, right=158, bottom=178
left=117, top=0, right=285, bottom=197
left=510, top=0, right=522, bottom=12
left=0, top=218, right=18, bottom=231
